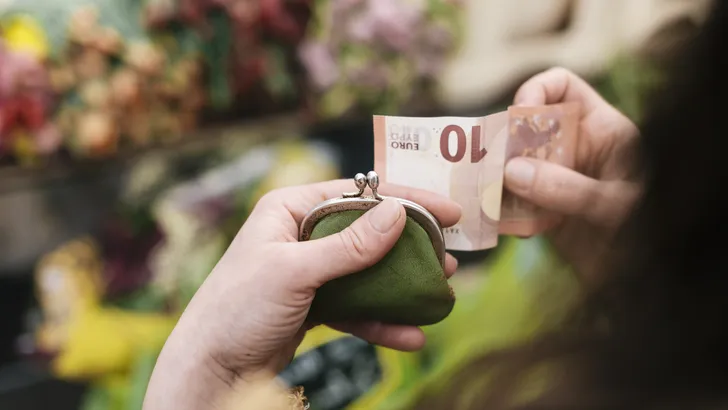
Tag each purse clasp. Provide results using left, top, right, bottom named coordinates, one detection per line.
left=343, top=171, right=383, bottom=200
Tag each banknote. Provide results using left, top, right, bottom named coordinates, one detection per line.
left=374, top=112, right=509, bottom=251
left=373, top=102, right=580, bottom=251
left=499, top=102, right=581, bottom=236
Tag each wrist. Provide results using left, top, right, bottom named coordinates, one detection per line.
left=143, top=325, right=244, bottom=410
left=145, top=338, right=297, bottom=410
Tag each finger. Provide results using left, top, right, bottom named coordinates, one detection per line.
left=514, top=67, right=607, bottom=115
left=295, top=198, right=407, bottom=286
left=504, top=157, right=626, bottom=227
left=259, top=179, right=462, bottom=228
left=445, top=253, right=458, bottom=279
left=327, top=322, right=426, bottom=352
left=377, top=183, right=462, bottom=227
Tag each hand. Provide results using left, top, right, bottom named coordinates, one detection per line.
left=143, top=179, right=462, bottom=410
left=504, top=67, right=641, bottom=279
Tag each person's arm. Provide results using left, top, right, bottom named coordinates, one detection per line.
left=142, top=181, right=462, bottom=409
left=143, top=325, right=236, bottom=409
left=145, top=324, right=307, bottom=409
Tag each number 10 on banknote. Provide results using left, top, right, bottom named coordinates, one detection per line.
left=373, top=102, right=580, bottom=251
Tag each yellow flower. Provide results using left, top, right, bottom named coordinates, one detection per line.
left=11, top=130, right=39, bottom=166
left=1, top=14, right=50, bottom=59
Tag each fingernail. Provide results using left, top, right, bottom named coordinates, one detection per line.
left=505, top=158, right=536, bottom=190
left=369, top=198, right=402, bottom=233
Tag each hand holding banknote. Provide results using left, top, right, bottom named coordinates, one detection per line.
left=505, top=67, right=641, bottom=279
left=374, top=67, right=641, bottom=278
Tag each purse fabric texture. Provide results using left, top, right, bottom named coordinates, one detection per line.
left=307, top=209, right=455, bottom=326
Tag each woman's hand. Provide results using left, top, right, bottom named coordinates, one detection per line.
left=143, top=180, right=461, bottom=410
left=504, top=67, right=642, bottom=279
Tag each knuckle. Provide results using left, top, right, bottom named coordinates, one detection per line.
left=260, top=187, right=287, bottom=203
left=530, top=165, right=594, bottom=214
left=581, top=187, right=602, bottom=214
left=574, top=180, right=606, bottom=220
left=339, top=227, right=369, bottom=263
left=255, top=187, right=300, bottom=211
left=530, top=165, right=561, bottom=198
left=255, top=190, right=282, bottom=209
left=546, top=66, right=574, bottom=78
left=532, top=176, right=565, bottom=204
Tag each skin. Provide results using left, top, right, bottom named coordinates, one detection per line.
left=143, top=180, right=461, bottom=410
left=504, top=67, right=642, bottom=281
left=144, top=67, right=641, bottom=408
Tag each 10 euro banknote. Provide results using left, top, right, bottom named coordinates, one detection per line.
left=373, top=102, right=580, bottom=251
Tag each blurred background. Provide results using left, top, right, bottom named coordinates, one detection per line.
left=0, top=0, right=712, bottom=409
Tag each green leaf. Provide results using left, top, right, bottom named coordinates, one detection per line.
left=593, top=55, right=665, bottom=124
left=107, top=287, right=167, bottom=312
left=202, top=10, right=233, bottom=109
left=79, top=386, right=112, bottom=410
left=263, top=45, right=296, bottom=98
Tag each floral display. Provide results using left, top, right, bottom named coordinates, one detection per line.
left=298, top=0, right=463, bottom=120
left=142, top=0, right=310, bottom=110
left=0, top=0, right=309, bottom=165
left=0, top=0, right=466, bottom=166
left=49, top=6, right=207, bottom=159
left=0, top=19, right=59, bottom=165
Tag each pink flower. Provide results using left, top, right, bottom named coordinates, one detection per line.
left=367, top=0, right=424, bottom=52
left=34, top=124, right=63, bottom=155
left=347, top=15, right=376, bottom=43
left=331, top=0, right=366, bottom=19
left=298, top=41, right=340, bottom=90
left=0, top=42, right=49, bottom=98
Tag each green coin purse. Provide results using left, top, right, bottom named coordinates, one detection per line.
left=299, top=171, right=455, bottom=326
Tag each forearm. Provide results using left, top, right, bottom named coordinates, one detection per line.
left=144, top=347, right=304, bottom=410
left=143, top=325, right=305, bottom=410
left=143, top=326, right=235, bottom=410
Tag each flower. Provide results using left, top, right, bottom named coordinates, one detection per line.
left=298, top=41, right=339, bottom=90
left=299, top=0, right=461, bottom=119
left=0, top=13, right=50, bottom=60
left=367, top=0, right=424, bottom=52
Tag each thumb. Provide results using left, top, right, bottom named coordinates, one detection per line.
left=297, top=198, right=406, bottom=287
left=504, top=157, right=619, bottom=226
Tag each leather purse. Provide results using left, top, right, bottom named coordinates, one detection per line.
left=299, top=171, right=455, bottom=326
